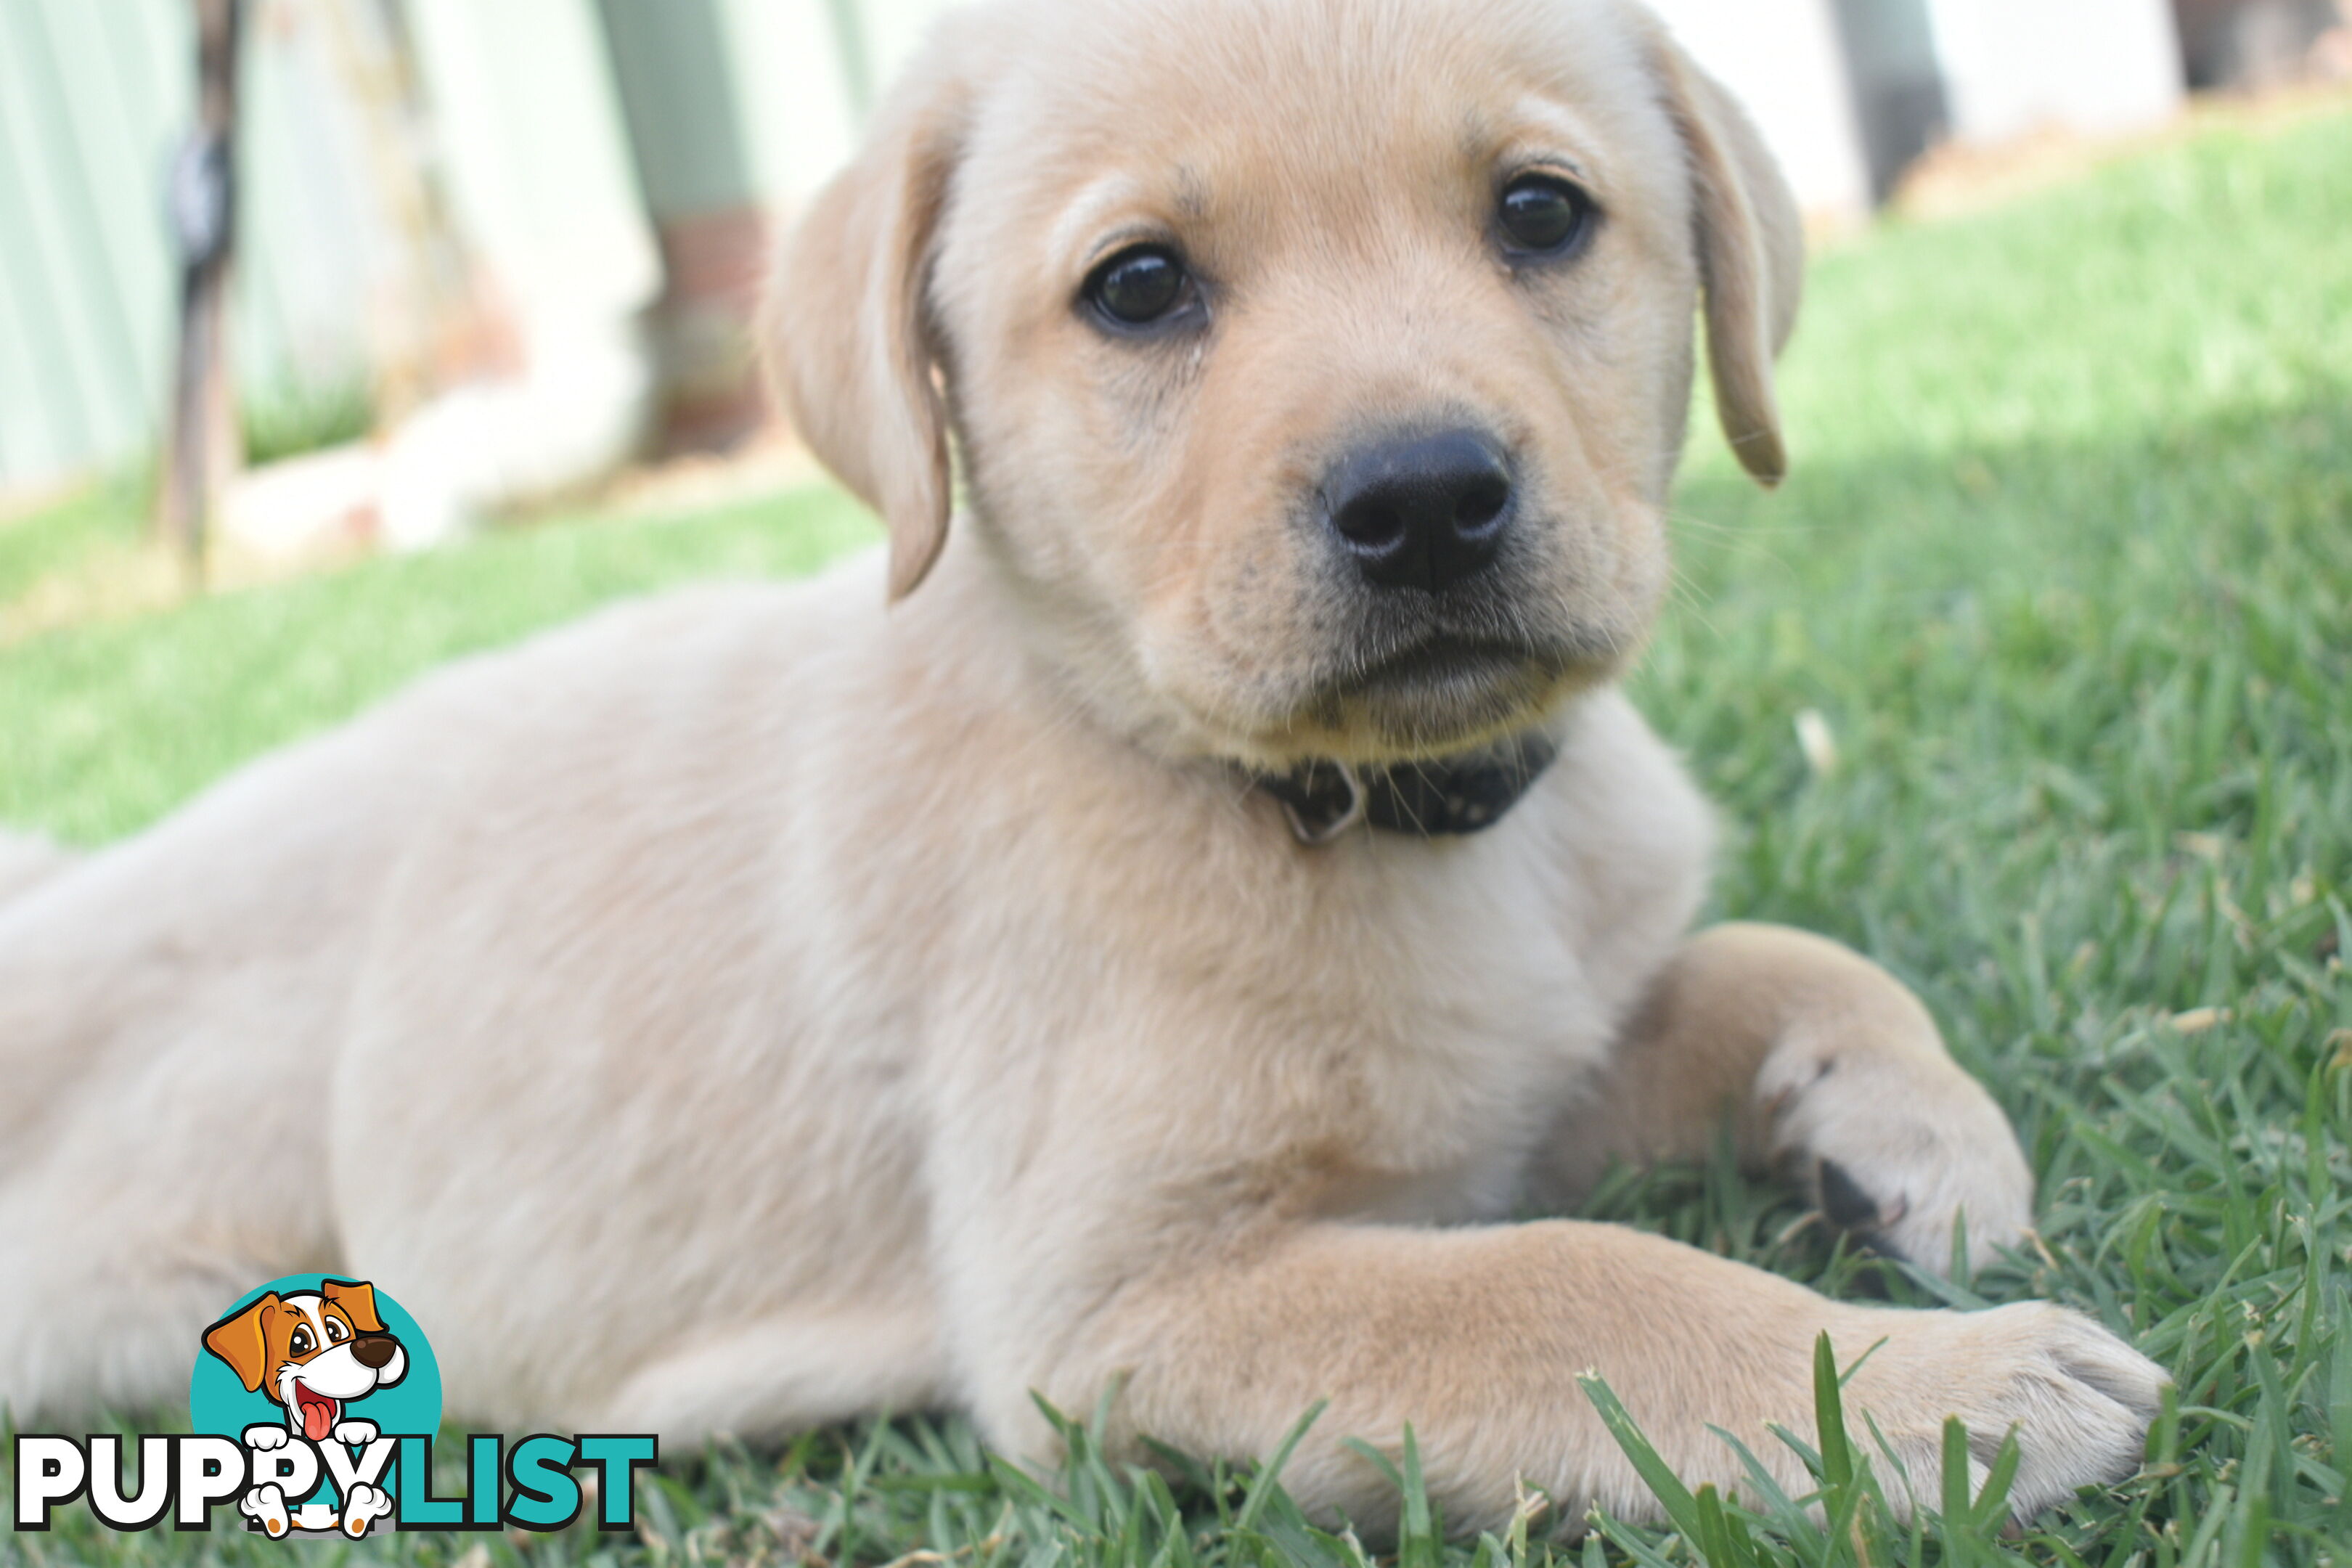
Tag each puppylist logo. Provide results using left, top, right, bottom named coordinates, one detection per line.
left=13, top=1275, right=656, bottom=1538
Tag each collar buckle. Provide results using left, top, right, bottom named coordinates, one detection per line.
left=1265, top=759, right=1365, bottom=846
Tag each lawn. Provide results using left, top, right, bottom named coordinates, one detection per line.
left=4, top=103, right=2351, bottom=1566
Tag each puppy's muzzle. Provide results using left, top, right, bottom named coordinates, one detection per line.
left=1321, top=428, right=1514, bottom=594
left=350, top=1334, right=400, bottom=1370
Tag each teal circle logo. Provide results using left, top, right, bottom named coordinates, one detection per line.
left=188, top=1275, right=441, bottom=1534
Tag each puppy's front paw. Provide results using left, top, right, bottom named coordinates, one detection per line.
left=241, top=1423, right=290, bottom=1451
left=1764, top=1045, right=2033, bottom=1275
left=240, top=1482, right=290, bottom=1538
left=332, top=1418, right=378, bottom=1446
left=1851, top=1301, right=2169, bottom=1521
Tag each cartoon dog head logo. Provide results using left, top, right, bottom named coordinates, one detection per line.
left=185, top=1275, right=443, bottom=1539
left=203, top=1278, right=409, bottom=1447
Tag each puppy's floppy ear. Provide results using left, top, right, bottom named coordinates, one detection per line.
left=1648, top=32, right=1805, bottom=485
left=203, top=1294, right=279, bottom=1393
left=322, top=1278, right=385, bottom=1334
left=766, top=48, right=976, bottom=601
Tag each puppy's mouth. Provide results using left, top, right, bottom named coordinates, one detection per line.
left=1299, top=630, right=1591, bottom=758
left=1347, top=634, right=1539, bottom=695
left=293, top=1381, right=340, bottom=1442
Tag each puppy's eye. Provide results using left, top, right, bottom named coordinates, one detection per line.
left=289, top=1328, right=312, bottom=1355
left=1082, top=245, right=1194, bottom=330
left=327, top=1320, right=347, bottom=1342
left=1497, top=173, right=1598, bottom=260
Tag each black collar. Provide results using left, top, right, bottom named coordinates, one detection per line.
left=1251, top=730, right=1559, bottom=845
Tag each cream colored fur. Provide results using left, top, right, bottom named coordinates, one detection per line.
left=0, top=0, right=2162, bottom=1532
left=0, top=830, right=74, bottom=905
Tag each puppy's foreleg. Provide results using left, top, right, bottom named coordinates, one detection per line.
left=981, top=1218, right=2160, bottom=1533
left=1545, top=922, right=2031, bottom=1273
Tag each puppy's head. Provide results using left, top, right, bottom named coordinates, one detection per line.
left=202, top=1280, right=408, bottom=1442
left=772, top=0, right=1799, bottom=766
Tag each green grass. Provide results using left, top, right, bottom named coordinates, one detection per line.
left=240, top=377, right=377, bottom=467
left=5, top=106, right=2351, bottom=1565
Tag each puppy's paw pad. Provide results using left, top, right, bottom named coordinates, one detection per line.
left=1814, top=1159, right=1898, bottom=1232
left=332, top=1418, right=378, bottom=1445
left=241, top=1423, right=290, bottom=1451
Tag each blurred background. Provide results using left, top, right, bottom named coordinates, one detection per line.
left=0, top=0, right=2345, bottom=556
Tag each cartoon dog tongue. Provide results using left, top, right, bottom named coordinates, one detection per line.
left=295, top=1384, right=337, bottom=1442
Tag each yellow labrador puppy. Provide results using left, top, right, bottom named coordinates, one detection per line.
left=0, top=0, right=2163, bottom=1531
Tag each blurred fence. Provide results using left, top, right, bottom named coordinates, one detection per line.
left=0, top=0, right=2260, bottom=513
left=0, top=0, right=951, bottom=504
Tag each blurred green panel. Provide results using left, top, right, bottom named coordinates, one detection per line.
left=38, top=0, right=182, bottom=417
left=0, top=68, right=74, bottom=487
left=597, top=0, right=867, bottom=220
left=597, top=0, right=755, bottom=221
left=0, top=1, right=123, bottom=475
left=0, top=0, right=187, bottom=494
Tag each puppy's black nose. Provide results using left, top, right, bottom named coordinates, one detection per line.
left=351, top=1334, right=398, bottom=1369
left=1322, top=428, right=1514, bottom=592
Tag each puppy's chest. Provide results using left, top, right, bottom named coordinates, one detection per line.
left=1273, top=870, right=1620, bottom=1223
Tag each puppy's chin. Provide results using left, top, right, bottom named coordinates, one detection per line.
left=1311, top=643, right=1603, bottom=761
left=1188, top=635, right=1611, bottom=769
left=1334, top=667, right=1552, bottom=753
